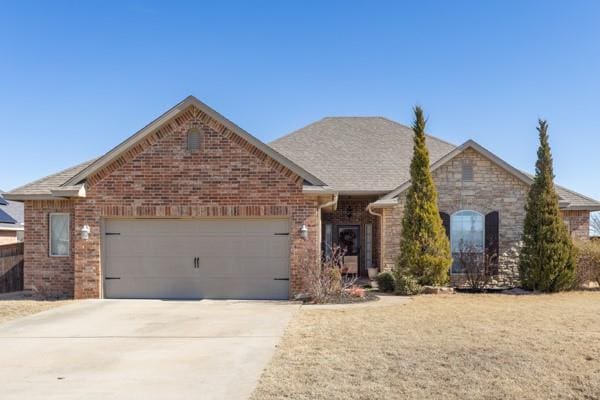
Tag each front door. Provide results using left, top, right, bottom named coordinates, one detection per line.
left=337, top=225, right=360, bottom=275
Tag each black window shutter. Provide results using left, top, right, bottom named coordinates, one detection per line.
left=439, top=212, right=450, bottom=240
left=485, top=211, right=499, bottom=274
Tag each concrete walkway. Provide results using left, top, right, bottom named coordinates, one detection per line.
left=0, top=299, right=300, bottom=400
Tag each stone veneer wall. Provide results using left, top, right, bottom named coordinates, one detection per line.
left=382, top=148, right=530, bottom=286
left=381, top=148, right=592, bottom=286
left=26, top=105, right=320, bottom=299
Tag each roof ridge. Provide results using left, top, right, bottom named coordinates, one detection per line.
left=268, top=117, right=330, bottom=145
left=377, top=116, right=458, bottom=148
left=322, top=116, right=387, bottom=119
left=8, top=158, right=97, bottom=193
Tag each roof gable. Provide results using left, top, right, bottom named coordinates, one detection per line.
left=376, top=140, right=600, bottom=211
left=65, top=96, right=324, bottom=187
left=381, top=140, right=532, bottom=200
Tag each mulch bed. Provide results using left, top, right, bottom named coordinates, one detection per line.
left=304, top=291, right=380, bottom=305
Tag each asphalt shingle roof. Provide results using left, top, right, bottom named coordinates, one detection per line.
left=269, top=117, right=456, bottom=192
left=270, top=116, right=600, bottom=209
left=520, top=172, right=600, bottom=209
left=8, top=159, right=96, bottom=197
left=5, top=116, right=599, bottom=210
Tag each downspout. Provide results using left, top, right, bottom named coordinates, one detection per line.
left=317, top=194, right=339, bottom=259
left=318, top=193, right=339, bottom=212
left=367, top=202, right=384, bottom=272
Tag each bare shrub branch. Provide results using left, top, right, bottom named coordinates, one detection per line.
left=456, top=240, right=497, bottom=290
left=301, top=245, right=359, bottom=303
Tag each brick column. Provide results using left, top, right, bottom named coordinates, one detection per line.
left=73, top=200, right=102, bottom=299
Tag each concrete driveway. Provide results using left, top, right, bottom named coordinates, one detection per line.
left=0, top=299, right=299, bottom=400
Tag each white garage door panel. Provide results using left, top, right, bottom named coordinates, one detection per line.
left=104, top=219, right=290, bottom=299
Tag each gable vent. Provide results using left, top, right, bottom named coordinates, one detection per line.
left=187, top=129, right=202, bottom=151
left=462, top=162, right=474, bottom=182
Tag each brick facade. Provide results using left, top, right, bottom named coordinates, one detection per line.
left=26, top=105, right=320, bottom=299
left=24, top=200, right=74, bottom=297
left=321, top=196, right=381, bottom=275
left=380, top=147, right=590, bottom=286
left=21, top=108, right=595, bottom=296
left=562, top=210, right=590, bottom=241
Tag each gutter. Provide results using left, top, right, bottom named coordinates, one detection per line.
left=318, top=193, right=338, bottom=212
left=366, top=202, right=384, bottom=272
left=5, top=184, right=87, bottom=202
left=316, top=194, right=338, bottom=260
left=3, top=194, right=60, bottom=201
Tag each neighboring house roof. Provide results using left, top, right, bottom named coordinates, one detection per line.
left=269, top=117, right=456, bottom=194
left=0, top=191, right=24, bottom=231
left=375, top=140, right=600, bottom=211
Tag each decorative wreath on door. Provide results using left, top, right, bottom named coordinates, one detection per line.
left=339, top=229, right=356, bottom=252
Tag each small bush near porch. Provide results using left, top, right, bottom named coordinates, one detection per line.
left=252, top=292, right=600, bottom=400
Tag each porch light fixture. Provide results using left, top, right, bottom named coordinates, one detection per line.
left=81, top=225, right=91, bottom=240
left=300, top=224, right=309, bottom=240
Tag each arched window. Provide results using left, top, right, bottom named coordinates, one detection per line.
left=450, top=210, right=484, bottom=273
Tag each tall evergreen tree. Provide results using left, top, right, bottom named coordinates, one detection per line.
left=519, top=119, right=576, bottom=292
left=396, top=106, right=451, bottom=285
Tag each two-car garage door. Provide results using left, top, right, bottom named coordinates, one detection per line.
left=103, top=219, right=290, bottom=300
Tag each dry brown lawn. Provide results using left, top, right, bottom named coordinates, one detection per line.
left=252, top=292, right=600, bottom=400
left=0, top=299, right=70, bottom=324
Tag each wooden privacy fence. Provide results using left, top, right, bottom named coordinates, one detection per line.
left=0, top=242, right=24, bottom=293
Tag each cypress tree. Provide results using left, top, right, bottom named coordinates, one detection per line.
left=396, top=106, right=451, bottom=286
left=519, top=119, right=576, bottom=292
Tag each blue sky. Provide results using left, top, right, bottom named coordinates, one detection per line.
left=1, top=1, right=599, bottom=200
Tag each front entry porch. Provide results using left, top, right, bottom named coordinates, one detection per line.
left=321, top=196, right=381, bottom=277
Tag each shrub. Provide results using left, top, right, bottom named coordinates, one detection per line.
left=573, top=240, right=600, bottom=288
left=301, top=245, right=358, bottom=303
left=396, top=106, right=451, bottom=286
left=519, top=120, right=576, bottom=292
left=376, top=272, right=395, bottom=292
left=394, top=273, right=422, bottom=296
left=456, top=241, right=497, bottom=290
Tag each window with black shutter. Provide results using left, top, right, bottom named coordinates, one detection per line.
left=439, top=212, right=450, bottom=240
left=485, top=211, right=499, bottom=275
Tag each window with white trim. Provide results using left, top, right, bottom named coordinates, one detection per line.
left=49, top=213, right=70, bottom=256
left=451, top=210, right=484, bottom=273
